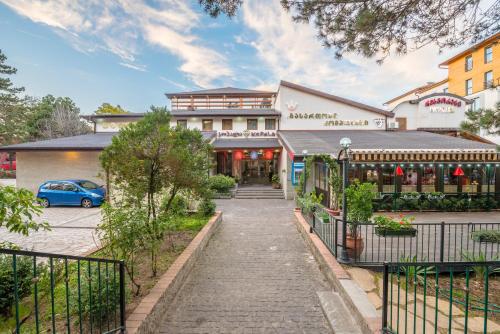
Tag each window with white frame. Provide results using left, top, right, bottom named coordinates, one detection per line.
left=485, top=46, right=493, bottom=63
left=465, top=79, right=473, bottom=95
left=465, top=55, right=473, bottom=71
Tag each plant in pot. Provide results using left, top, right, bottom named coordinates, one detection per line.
left=271, top=174, right=281, bottom=189
left=373, top=214, right=417, bottom=237
left=301, top=191, right=323, bottom=216
left=316, top=210, right=331, bottom=224
left=345, top=181, right=376, bottom=259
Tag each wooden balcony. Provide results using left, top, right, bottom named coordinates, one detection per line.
left=171, top=96, right=274, bottom=110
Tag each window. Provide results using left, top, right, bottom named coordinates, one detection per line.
left=484, top=71, right=493, bottom=88
left=265, top=118, right=276, bottom=130
left=76, top=181, right=99, bottom=190
left=485, top=46, right=493, bottom=63
left=465, top=55, right=473, bottom=71
left=177, top=120, right=187, bottom=128
left=202, top=119, right=213, bottom=131
left=465, top=79, right=473, bottom=95
left=470, top=98, right=481, bottom=111
left=62, top=183, right=78, bottom=192
left=222, top=119, right=233, bottom=130
left=443, top=87, right=448, bottom=93
left=247, top=119, right=258, bottom=130
left=402, top=168, right=418, bottom=193
left=422, top=166, right=436, bottom=192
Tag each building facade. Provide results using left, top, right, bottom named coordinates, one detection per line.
left=1, top=81, right=498, bottom=208
left=385, top=32, right=499, bottom=144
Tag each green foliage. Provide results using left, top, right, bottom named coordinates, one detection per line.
left=345, top=181, right=375, bottom=223
left=26, top=95, right=91, bottom=140
left=100, top=107, right=213, bottom=276
left=461, top=102, right=500, bottom=136
left=0, top=185, right=48, bottom=236
left=271, top=174, right=280, bottom=184
left=208, top=174, right=235, bottom=194
left=0, top=254, right=34, bottom=316
left=95, top=103, right=129, bottom=115
left=373, top=214, right=415, bottom=230
left=298, top=191, right=323, bottom=214
left=165, top=196, right=188, bottom=217
left=198, top=198, right=216, bottom=217
left=471, top=230, right=500, bottom=243
left=199, top=1, right=496, bottom=61
left=461, top=251, right=499, bottom=278
left=399, top=256, right=435, bottom=286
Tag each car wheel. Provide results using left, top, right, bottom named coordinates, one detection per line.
left=39, top=198, right=50, bottom=208
left=81, top=198, right=93, bottom=208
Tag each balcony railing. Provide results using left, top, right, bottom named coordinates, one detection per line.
left=171, top=96, right=274, bottom=110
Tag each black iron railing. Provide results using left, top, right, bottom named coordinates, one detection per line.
left=381, top=261, right=500, bottom=334
left=0, top=248, right=125, bottom=334
left=300, top=205, right=500, bottom=266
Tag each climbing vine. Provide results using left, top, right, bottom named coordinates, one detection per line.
left=295, top=154, right=343, bottom=210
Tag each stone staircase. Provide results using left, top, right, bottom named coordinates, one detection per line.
left=234, top=185, right=285, bottom=199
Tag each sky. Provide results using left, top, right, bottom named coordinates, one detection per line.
left=0, top=0, right=481, bottom=114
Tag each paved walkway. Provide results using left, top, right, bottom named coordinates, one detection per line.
left=0, top=207, right=101, bottom=255
left=160, top=199, right=333, bottom=333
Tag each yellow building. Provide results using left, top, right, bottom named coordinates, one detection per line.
left=440, top=32, right=499, bottom=97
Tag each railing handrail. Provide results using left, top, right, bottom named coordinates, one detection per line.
left=0, top=248, right=121, bottom=264
left=384, top=260, right=500, bottom=268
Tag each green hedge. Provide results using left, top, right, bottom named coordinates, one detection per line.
left=373, top=193, right=498, bottom=212
left=208, top=175, right=235, bottom=194
left=471, top=230, right=500, bottom=243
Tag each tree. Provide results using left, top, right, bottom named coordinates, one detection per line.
left=100, top=107, right=212, bottom=276
left=95, top=103, right=129, bottom=115
left=0, top=50, right=32, bottom=145
left=0, top=185, right=49, bottom=236
left=461, top=102, right=500, bottom=136
left=199, top=0, right=500, bottom=60
left=27, top=95, right=91, bottom=140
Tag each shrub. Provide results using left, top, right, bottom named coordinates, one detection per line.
left=167, top=196, right=188, bottom=216
left=198, top=198, right=216, bottom=217
left=0, top=254, right=35, bottom=316
left=208, top=175, right=235, bottom=194
left=471, top=230, right=500, bottom=243
left=271, top=174, right=280, bottom=184
left=345, top=181, right=376, bottom=223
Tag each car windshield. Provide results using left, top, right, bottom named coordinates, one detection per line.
left=76, top=181, right=99, bottom=190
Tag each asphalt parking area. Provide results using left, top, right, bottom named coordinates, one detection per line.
left=0, top=207, right=102, bottom=255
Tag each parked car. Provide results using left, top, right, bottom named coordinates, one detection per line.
left=0, top=160, right=16, bottom=171
left=37, top=180, right=106, bottom=208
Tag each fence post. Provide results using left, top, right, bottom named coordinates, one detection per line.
left=439, top=221, right=445, bottom=262
left=119, top=260, right=126, bottom=333
left=382, top=262, right=389, bottom=332
left=334, top=218, right=338, bottom=257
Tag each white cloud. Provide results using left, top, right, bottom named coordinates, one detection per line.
left=0, top=0, right=232, bottom=87
left=119, top=62, right=147, bottom=72
left=239, top=0, right=455, bottom=106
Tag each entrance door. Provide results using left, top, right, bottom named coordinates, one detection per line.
left=396, top=117, right=407, bottom=131
left=242, top=160, right=273, bottom=184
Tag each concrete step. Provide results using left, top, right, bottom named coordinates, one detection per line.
left=236, top=190, right=284, bottom=194
left=317, top=291, right=363, bottom=334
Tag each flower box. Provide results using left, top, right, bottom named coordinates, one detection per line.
left=375, top=227, right=417, bottom=237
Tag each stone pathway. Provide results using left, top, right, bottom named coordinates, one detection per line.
left=0, top=207, right=101, bottom=255
left=160, top=199, right=333, bottom=333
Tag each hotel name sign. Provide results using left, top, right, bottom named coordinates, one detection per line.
left=288, top=112, right=372, bottom=127
left=218, top=130, right=276, bottom=138
left=423, top=97, right=462, bottom=114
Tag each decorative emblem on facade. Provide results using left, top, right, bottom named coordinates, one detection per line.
left=286, top=100, right=298, bottom=111
left=373, top=118, right=385, bottom=128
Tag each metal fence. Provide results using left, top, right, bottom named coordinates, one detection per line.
left=0, top=248, right=125, bottom=334
left=301, top=206, right=500, bottom=266
left=381, top=261, right=500, bottom=334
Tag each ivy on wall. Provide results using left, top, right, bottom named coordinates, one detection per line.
left=296, top=154, right=343, bottom=210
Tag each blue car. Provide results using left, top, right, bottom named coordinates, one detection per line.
left=37, top=180, right=106, bottom=208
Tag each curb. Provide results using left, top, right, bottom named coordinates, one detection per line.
left=125, top=211, right=223, bottom=334
left=293, top=209, right=381, bottom=334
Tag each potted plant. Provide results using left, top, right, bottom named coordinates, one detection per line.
left=374, top=214, right=417, bottom=237
left=271, top=174, right=281, bottom=189
left=316, top=210, right=331, bottom=224
left=345, top=181, right=376, bottom=259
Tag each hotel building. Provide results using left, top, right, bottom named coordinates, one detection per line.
left=1, top=80, right=498, bottom=208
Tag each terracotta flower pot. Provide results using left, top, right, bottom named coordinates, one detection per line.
left=345, top=234, right=364, bottom=260
left=326, top=208, right=341, bottom=216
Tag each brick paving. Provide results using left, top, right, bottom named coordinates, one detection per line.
left=160, top=199, right=333, bottom=333
left=0, top=207, right=101, bottom=255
